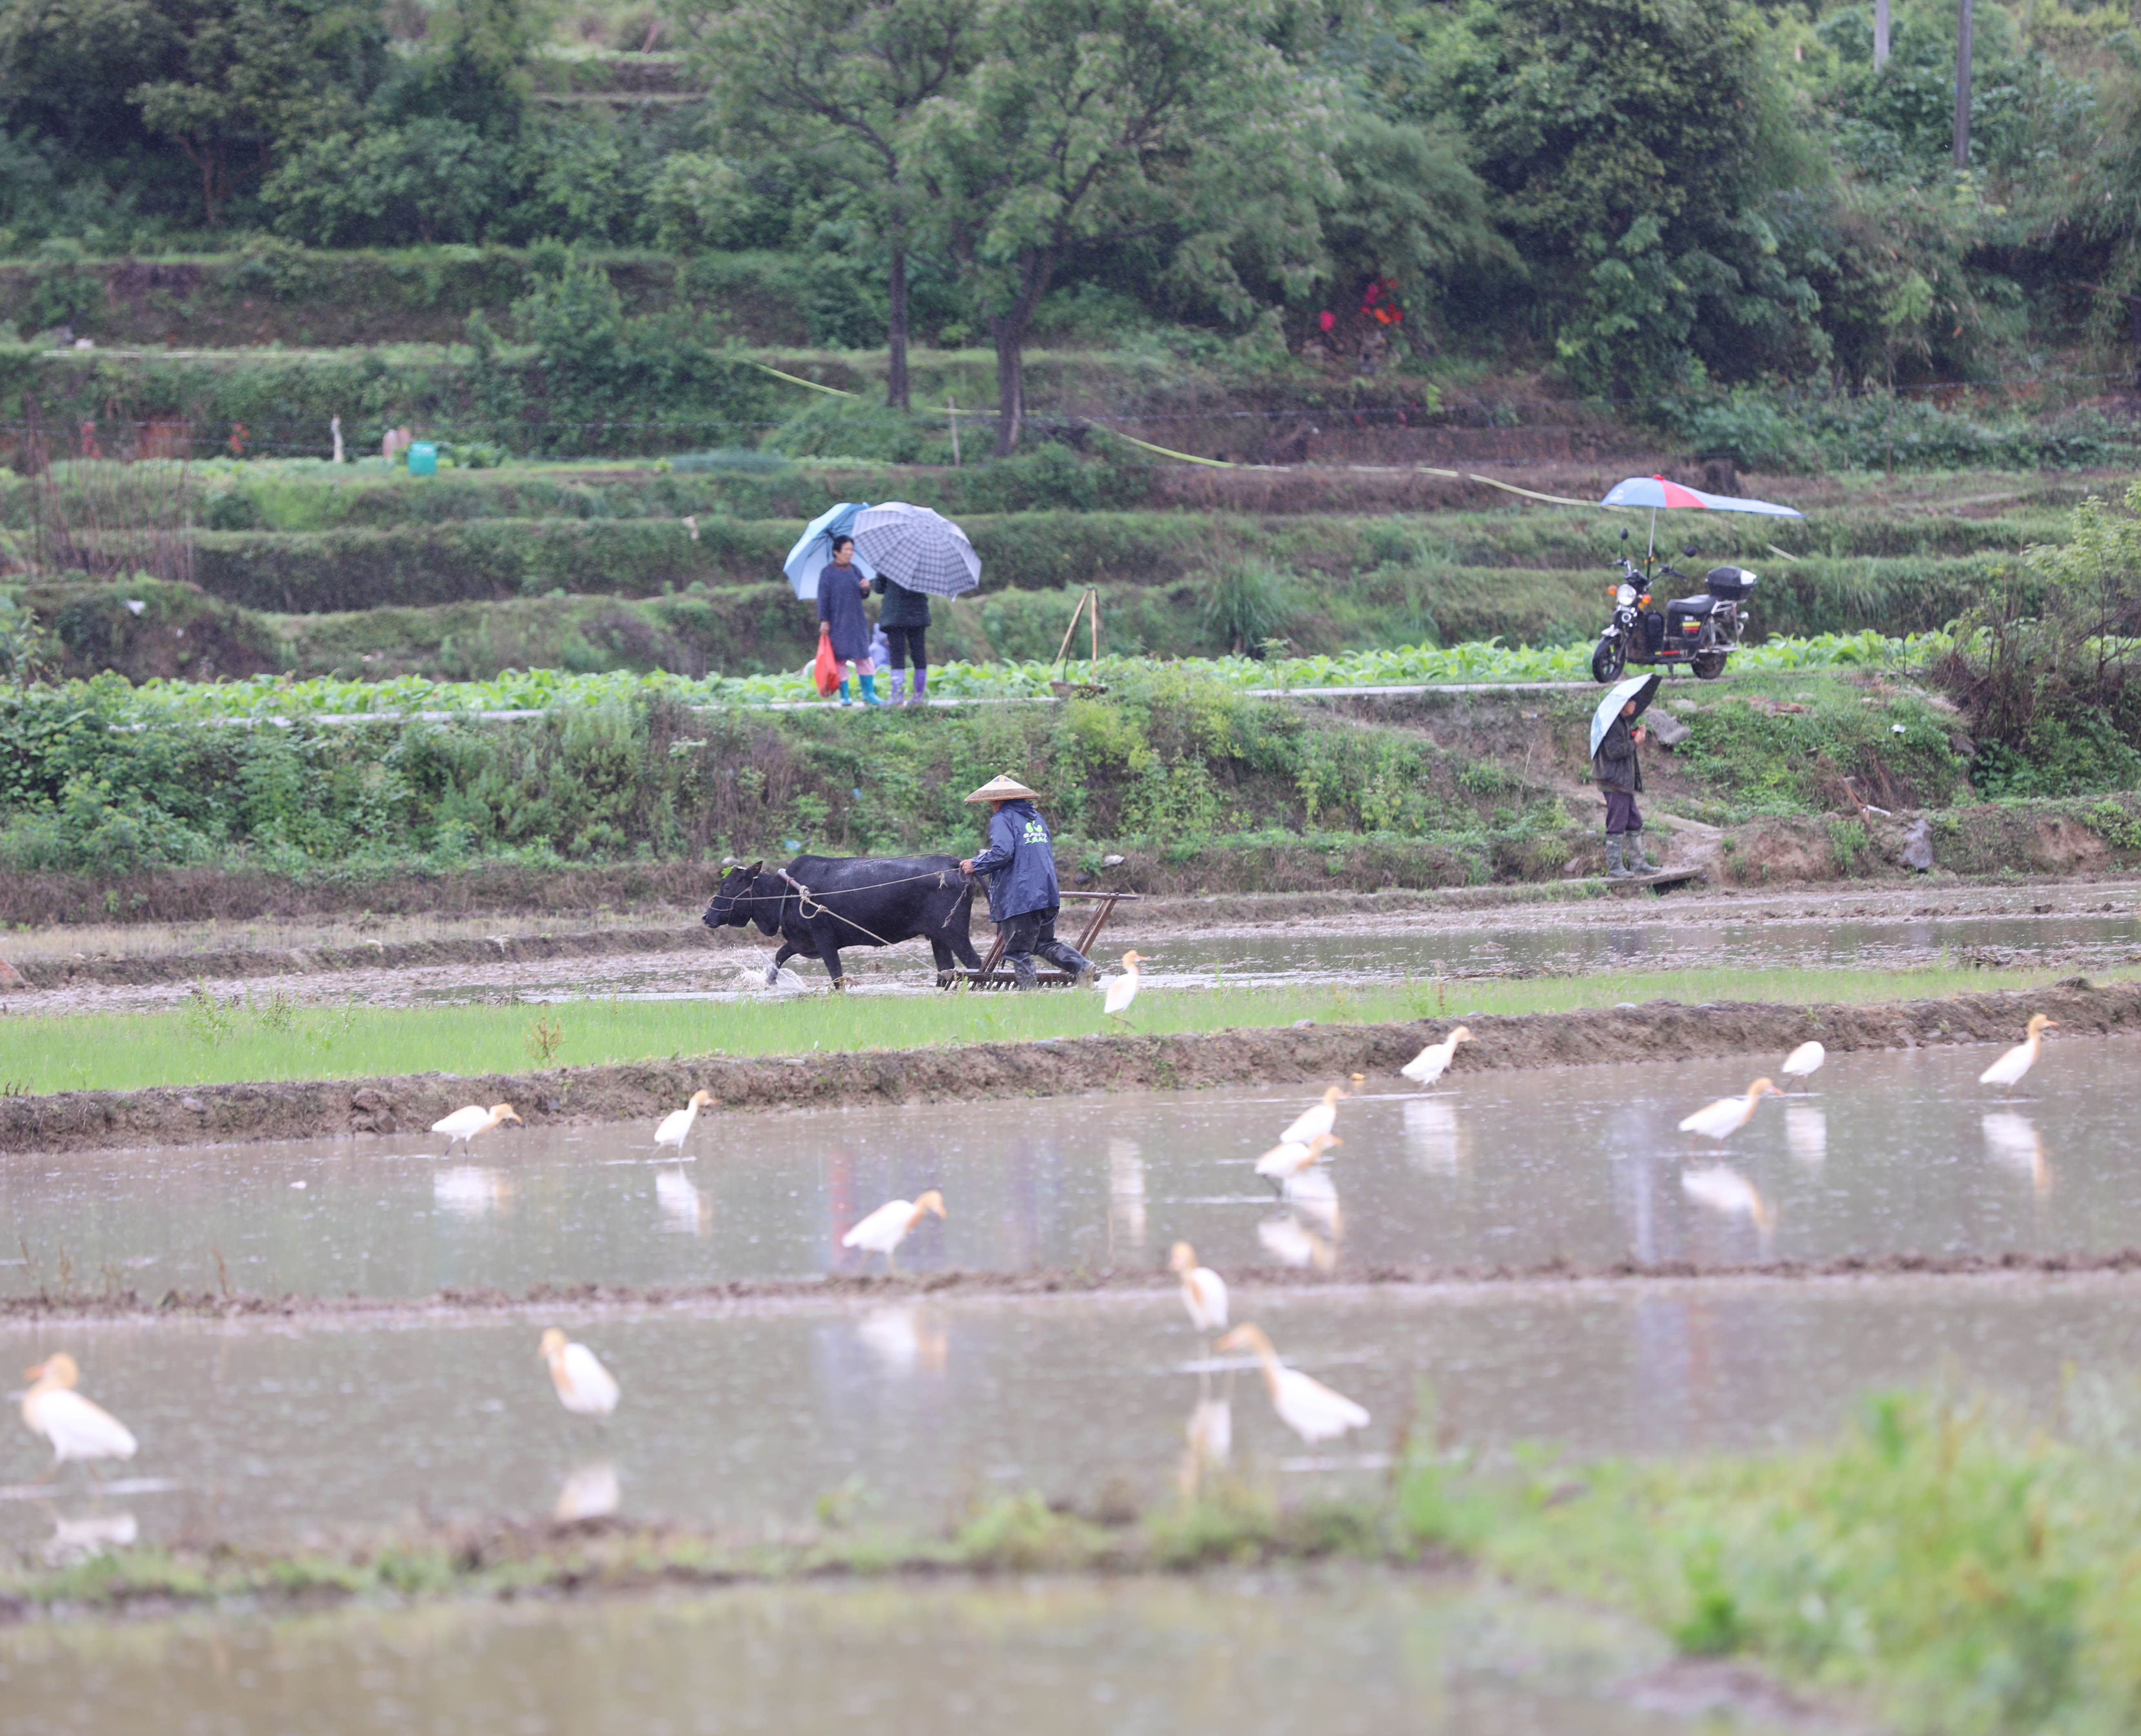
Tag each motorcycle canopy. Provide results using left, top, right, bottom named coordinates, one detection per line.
left=1600, top=476, right=1804, bottom=516
left=1591, top=672, right=1663, bottom=757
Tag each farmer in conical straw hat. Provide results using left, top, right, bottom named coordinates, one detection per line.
left=960, top=774, right=1096, bottom=989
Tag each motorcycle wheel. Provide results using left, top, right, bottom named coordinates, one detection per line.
left=1591, top=637, right=1626, bottom=683
left=1691, top=648, right=1728, bottom=680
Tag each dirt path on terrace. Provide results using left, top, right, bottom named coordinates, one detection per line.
left=1, top=978, right=2130, bottom=1154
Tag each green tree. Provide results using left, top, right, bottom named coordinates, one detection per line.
left=915, top=0, right=1329, bottom=453
left=683, top=0, right=980, bottom=409
left=130, top=0, right=384, bottom=226
left=1422, top=0, right=1821, bottom=393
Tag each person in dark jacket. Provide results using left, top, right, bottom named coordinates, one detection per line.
left=871, top=572, right=931, bottom=706
left=958, top=773, right=1097, bottom=988
left=1592, top=698, right=1653, bottom=877
left=817, top=535, right=879, bottom=706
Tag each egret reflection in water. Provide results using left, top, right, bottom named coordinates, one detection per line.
left=42, top=1509, right=137, bottom=1565
left=1403, top=1099, right=1467, bottom=1173
left=1108, top=1138, right=1147, bottom=1257
left=655, top=1169, right=711, bottom=1234
left=1179, top=1396, right=1232, bottom=1496
left=554, top=1462, right=621, bottom=1522
left=1258, top=1211, right=1337, bottom=1271
left=1983, top=1112, right=2050, bottom=1195
left=434, top=1168, right=513, bottom=1217
left=856, top=1306, right=948, bottom=1376
left=1785, top=1104, right=1827, bottom=1165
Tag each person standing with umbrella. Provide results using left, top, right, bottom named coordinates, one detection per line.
left=817, top=535, right=879, bottom=706
left=1591, top=673, right=1660, bottom=878
left=958, top=773, right=1096, bottom=989
left=851, top=501, right=980, bottom=711
left=872, top=568, right=931, bottom=706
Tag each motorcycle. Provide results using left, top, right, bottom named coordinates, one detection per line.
left=1591, top=526, right=1756, bottom=685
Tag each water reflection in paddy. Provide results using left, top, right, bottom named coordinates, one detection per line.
left=2, top=1037, right=2134, bottom=1297
left=0, top=1278, right=2134, bottom=1551
left=0, top=1570, right=1794, bottom=1736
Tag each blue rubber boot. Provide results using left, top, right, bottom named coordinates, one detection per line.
left=859, top=673, right=881, bottom=706
left=838, top=679, right=852, bottom=706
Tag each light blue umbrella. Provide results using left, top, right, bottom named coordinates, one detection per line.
left=1590, top=672, right=1663, bottom=757
left=783, top=501, right=875, bottom=599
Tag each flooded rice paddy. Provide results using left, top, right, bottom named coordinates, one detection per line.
left=0, top=1278, right=2136, bottom=1553
left=20, top=895, right=2140, bottom=1012
left=0, top=1570, right=1800, bottom=1736
left=5, top=1036, right=2133, bottom=1296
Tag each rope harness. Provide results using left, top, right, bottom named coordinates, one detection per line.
left=718, top=864, right=969, bottom=954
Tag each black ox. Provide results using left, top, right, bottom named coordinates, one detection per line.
left=702, top=855, right=984, bottom=989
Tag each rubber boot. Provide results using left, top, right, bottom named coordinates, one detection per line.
left=838, top=679, right=852, bottom=707
left=1008, top=952, right=1040, bottom=990
left=1605, top=835, right=1631, bottom=878
left=912, top=668, right=927, bottom=706
left=1626, top=833, right=1652, bottom=873
left=1040, top=939, right=1096, bottom=984
left=888, top=669, right=907, bottom=705
left=859, top=673, right=881, bottom=706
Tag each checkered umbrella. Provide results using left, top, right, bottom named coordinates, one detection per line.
left=852, top=502, right=981, bottom=598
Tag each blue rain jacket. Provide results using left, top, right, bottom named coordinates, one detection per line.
left=967, top=799, right=1059, bottom=922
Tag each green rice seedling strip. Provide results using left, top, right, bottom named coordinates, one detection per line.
left=0, top=963, right=2104, bottom=1095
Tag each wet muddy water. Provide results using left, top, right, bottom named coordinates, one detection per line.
left=0, top=1277, right=2134, bottom=1551
left=6, top=1036, right=2135, bottom=1295
left=0, top=1569, right=1802, bottom=1736
left=28, top=899, right=2141, bottom=1012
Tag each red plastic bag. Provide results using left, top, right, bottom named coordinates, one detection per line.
left=813, top=632, right=841, bottom=697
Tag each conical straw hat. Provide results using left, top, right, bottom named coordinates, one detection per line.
left=965, top=772, right=1040, bottom=803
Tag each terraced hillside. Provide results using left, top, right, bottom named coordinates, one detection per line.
left=2, top=454, right=2098, bottom=682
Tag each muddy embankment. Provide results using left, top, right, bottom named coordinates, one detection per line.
left=13, top=1251, right=2141, bottom=1323
left=4, top=978, right=2130, bottom=1155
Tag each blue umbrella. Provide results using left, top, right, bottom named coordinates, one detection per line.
left=1591, top=672, right=1663, bottom=758
left=783, top=501, right=876, bottom=599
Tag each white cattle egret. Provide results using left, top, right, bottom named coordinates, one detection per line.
left=1678, top=1078, right=1783, bottom=1143
left=1780, top=1041, right=1825, bottom=1082
left=1979, top=1014, right=2056, bottom=1096
left=1254, top=1131, right=1341, bottom=1186
left=1681, top=1166, right=1777, bottom=1237
left=1168, top=1241, right=1228, bottom=1337
left=539, top=1329, right=621, bottom=1417
left=1104, top=952, right=1146, bottom=1021
left=654, top=1089, right=716, bottom=1155
left=1401, top=1026, right=1473, bottom=1087
left=841, top=1189, right=946, bottom=1272
left=21, top=1353, right=137, bottom=1473
left=1215, top=1324, right=1370, bottom=1444
left=431, top=1103, right=521, bottom=1150
left=1279, top=1085, right=1347, bottom=1146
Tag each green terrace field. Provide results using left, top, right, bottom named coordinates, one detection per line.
left=2, top=447, right=2090, bottom=680
left=0, top=962, right=2100, bottom=1094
